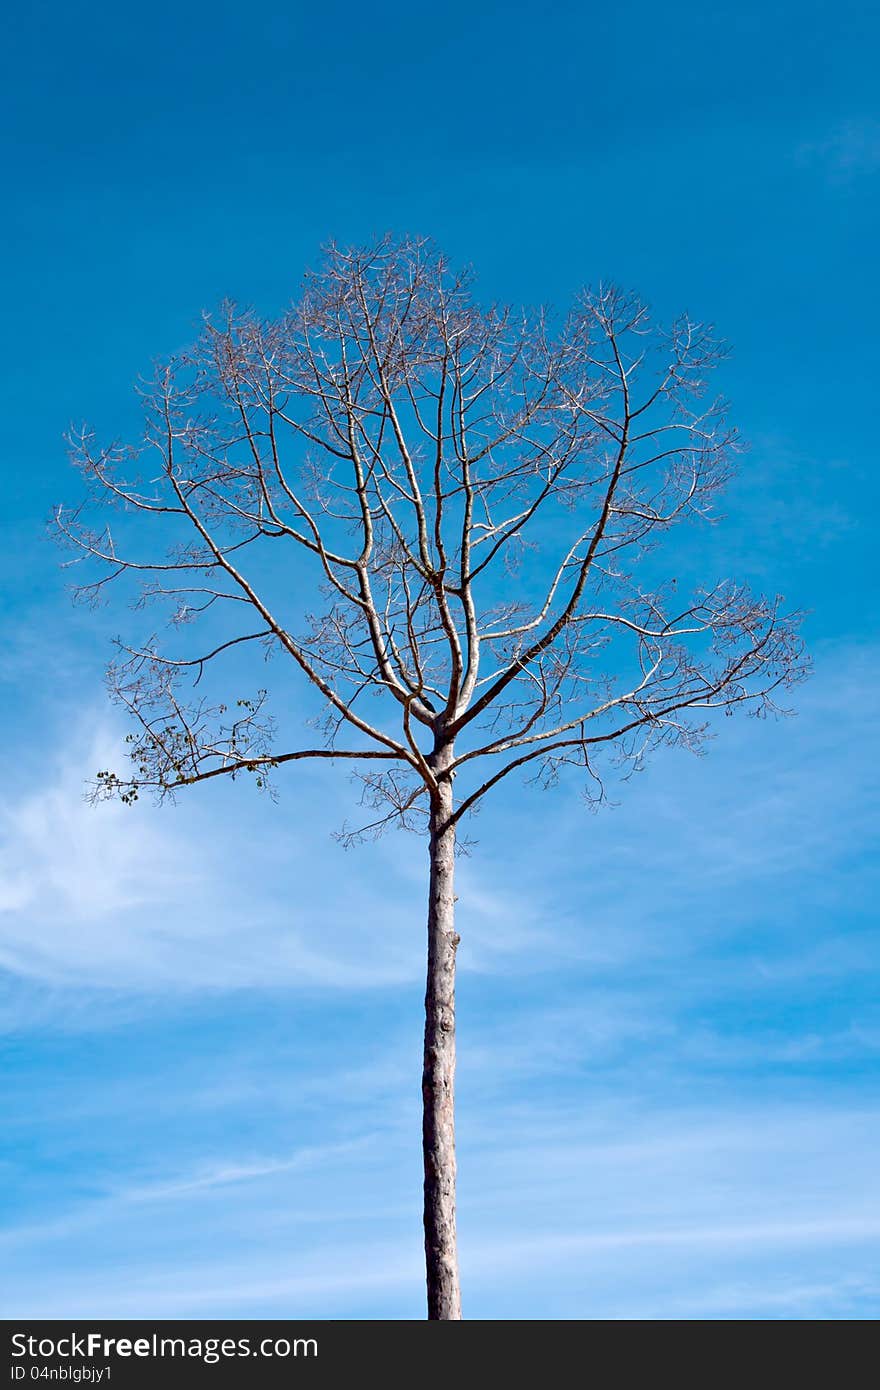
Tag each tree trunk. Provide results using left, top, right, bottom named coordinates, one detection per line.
left=422, top=744, right=462, bottom=1319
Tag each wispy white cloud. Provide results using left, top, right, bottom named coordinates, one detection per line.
left=0, top=714, right=565, bottom=999
left=3, top=1099, right=879, bottom=1319
left=120, top=1136, right=380, bottom=1204
left=0, top=727, right=195, bottom=922
left=647, top=1275, right=880, bottom=1320
left=0, top=715, right=418, bottom=993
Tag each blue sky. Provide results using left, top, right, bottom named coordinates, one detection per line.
left=1, top=0, right=878, bottom=1319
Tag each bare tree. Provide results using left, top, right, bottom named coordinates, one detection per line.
left=56, top=237, right=806, bottom=1319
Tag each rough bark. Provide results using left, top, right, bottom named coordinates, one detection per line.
left=422, top=742, right=462, bottom=1319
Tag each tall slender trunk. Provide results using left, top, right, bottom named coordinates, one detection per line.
left=422, top=743, right=462, bottom=1319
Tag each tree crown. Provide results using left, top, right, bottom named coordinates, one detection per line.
left=57, top=236, right=807, bottom=838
